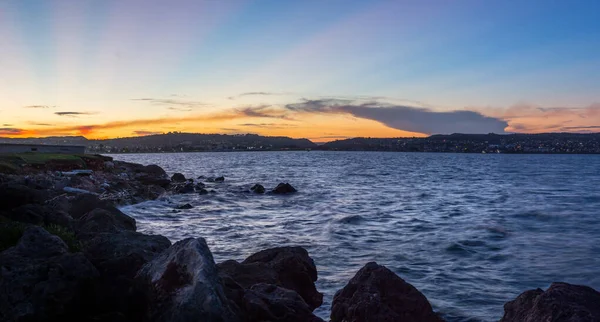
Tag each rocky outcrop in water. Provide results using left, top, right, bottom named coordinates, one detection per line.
left=272, top=182, right=297, bottom=194
left=500, top=282, right=600, bottom=322
left=251, top=184, right=265, bottom=194
left=331, top=262, right=443, bottom=322
left=135, top=238, right=239, bottom=322
left=170, top=173, right=186, bottom=183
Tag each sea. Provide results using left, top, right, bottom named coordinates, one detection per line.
left=111, top=151, right=600, bottom=322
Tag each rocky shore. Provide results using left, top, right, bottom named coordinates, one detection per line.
left=1, top=154, right=599, bottom=321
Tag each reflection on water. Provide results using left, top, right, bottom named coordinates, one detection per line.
left=113, top=151, right=600, bottom=321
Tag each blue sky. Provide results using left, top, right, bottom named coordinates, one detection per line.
left=1, top=0, right=599, bottom=139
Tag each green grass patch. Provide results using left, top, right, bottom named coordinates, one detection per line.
left=0, top=222, right=82, bottom=253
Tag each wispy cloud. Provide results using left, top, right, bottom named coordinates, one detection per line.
left=236, top=105, right=292, bottom=119
left=131, top=98, right=207, bottom=109
left=0, top=127, right=26, bottom=135
left=24, top=105, right=56, bottom=109
left=29, top=122, right=54, bottom=126
left=55, top=111, right=96, bottom=117
left=228, top=92, right=286, bottom=100
left=239, top=123, right=297, bottom=129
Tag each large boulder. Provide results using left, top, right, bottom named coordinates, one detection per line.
left=218, top=246, right=323, bottom=310
left=331, top=262, right=442, bottom=322
left=170, top=173, right=186, bottom=183
left=241, top=283, right=324, bottom=322
left=81, top=230, right=171, bottom=319
left=500, top=282, right=600, bottom=322
left=136, top=165, right=170, bottom=188
left=69, top=194, right=111, bottom=219
left=135, top=237, right=239, bottom=322
left=0, top=226, right=99, bottom=321
left=272, top=183, right=297, bottom=194
left=0, top=183, right=47, bottom=211
left=251, top=184, right=265, bottom=194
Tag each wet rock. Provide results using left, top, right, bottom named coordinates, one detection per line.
left=218, top=246, right=323, bottom=310
left=251, top=184, right=265, bottom=194
left=137, top=176, right=171, bottom=188
left=331, top=262, right=442, bottom=322
left=195, top=182, right=206, bottom=189
left=215, top=176, right=225, bottom=182
left=135, top=238, right=239, bottom=322
left=141, top=164, right=167, bottom=177
left=176, top=203, right=194, bottom=210
left=500, top=282, right=600, bottom=322
left=241, top=283, right=324, bottom=322
left=69, top=194, right=111, bottom=219
left=144, top=184, right=166, bottom=200
left=0, top=183, right=47, bottom=211
left=77, top=207, right=136, bottom=235
left=175, top=182, right=195, bottom=194
left=272, top=182, right=297, bottom=194
left=198, top=188, right=209, bottom=195
left=0, top=226, right=99, bottom=321
left=170, top=173, right=186, bottom=183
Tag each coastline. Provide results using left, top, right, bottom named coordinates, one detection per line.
left=1, top=153, right=599, bottom=321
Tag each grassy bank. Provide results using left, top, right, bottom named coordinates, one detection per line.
left=0, top=153, right=107, bottom=173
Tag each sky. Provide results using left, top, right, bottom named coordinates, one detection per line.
left=1, top=0, right=599, bottom=141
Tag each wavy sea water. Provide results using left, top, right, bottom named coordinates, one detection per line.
left=112, top=151, right=600, bottom=321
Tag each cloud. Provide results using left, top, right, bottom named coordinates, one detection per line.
left=24, top=105, right=55, bottom=109
left=133, top=130, right=163, bottom=136
left=0, top=127, right=26, bottom=135
left=131, top=98, right=207, bottom=109
left=55, top=111, right=96, bottom=117
left=236, top=105, right=291, bottom=119
left=228, top=92, right=286, bottom=100
left=284, top=99, right=508, bottom=134
left=2, top=124, right=12, bottom=126
left=29, top=122, right=54, bottom=126
left=239, top=123, right=297, bottom=129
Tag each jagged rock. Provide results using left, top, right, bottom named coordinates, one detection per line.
left=500, top=282, right=600, bottom=322
left=135, top=238, right=239, bottom=322
left=170, top=173, right=186, bottom=183
left=0, top=183, right=47, bottom=211
left=215, top=176, right=225, bottom=182
left=69, top=194, right=111, bottom=219
left=272, top=183, right=297, bottom=194
left=195, top=182, right=205, bottom=189
left=77, top=207, right=136, bottom=235
left=176, top=203, right=193, bottom=210
left=144, top=184, right=166, bottom=200
left=218, top=246, right=323, bottom=310
left=241, top=283, right=324, bottom=322
left=0, top=226, right=99, bottom=321
left=251, top=184, right=265, bottom=194
left=331, top=262, right=442, bottom=322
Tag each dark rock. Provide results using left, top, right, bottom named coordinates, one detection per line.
left=198, top=188, right=209, bottom=195
left=272, top=182, right=297, bottom=194
left=0, top=183, right=47, bottom=211
left=69, top=194, right=111, bottom=219
left=175, top=183, right=195, bottom=194
left=0, top=226, right=99, bottom=321
left=241, top=283, right=324, bottom=322
left=218, top=246, right=323, bottom=310
left=145, top=184, right=166, bottom=199
left=171, top=173, right=186, bottom=183
left=6, top=203, right=45, bottom=225
left=176, top=203, right=194, bottom=210
left=215, top=176, right=225, bottom=182
left=251, top=184, right=265, bottom=194
left=195, top=182, right=206, bottom=189
left=331, top=262, right=442, bottom=322
left=142, top=164, right=167, bottom=177
left=138, top=176, right=171, bottom=188
left=500, top=282, right=600, bottom=322
left=77, top=207, right=136, bottom=235
left=135, top=238, right=239, bottom=322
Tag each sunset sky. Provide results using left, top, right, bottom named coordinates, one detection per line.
left=1, top=0, right=599, bottom=141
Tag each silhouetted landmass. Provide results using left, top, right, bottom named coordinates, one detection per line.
left=2, top=132, right=600, bottom=153
left=321, top=133, right=600, bottom=153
